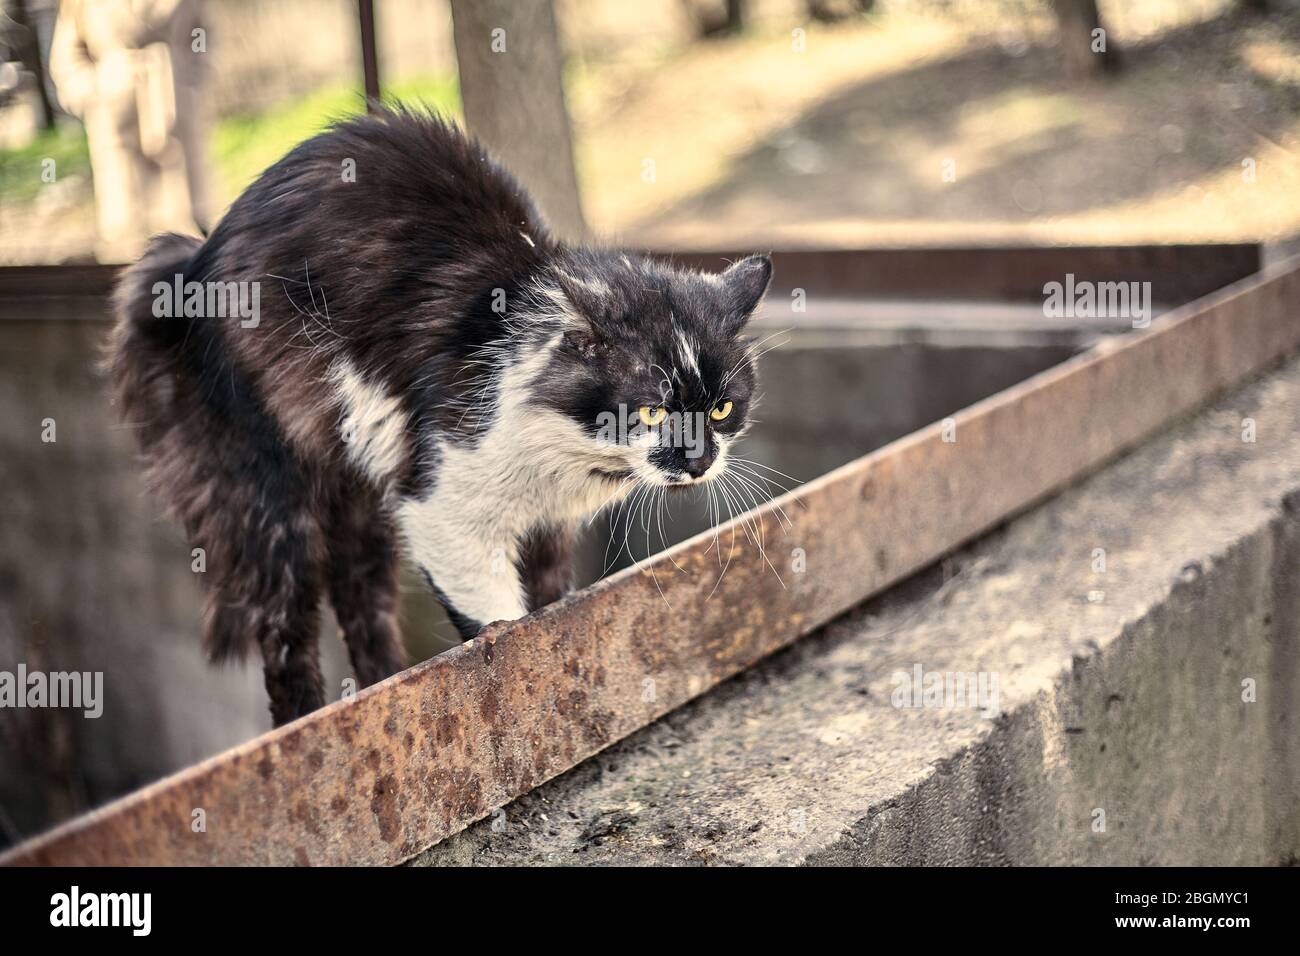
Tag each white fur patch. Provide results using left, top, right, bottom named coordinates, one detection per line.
left=531, top=280, right=587, bottom=332
left=398, top=335, right=634, bottom=626
left=674, top=324, right=700, bottom=381
left=560, top=273, right=611, bottom=300
left=331, top=358, right=409, bottom=484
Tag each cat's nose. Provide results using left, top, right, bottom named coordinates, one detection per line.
left=683, top=452, right=715, bottom=480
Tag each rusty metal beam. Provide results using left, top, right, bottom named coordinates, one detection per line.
left=662, top=243, right=1260, bottom=306
left=4, top=257, right=1298, bottom=866
left=0, top=264, right=119, bottom=298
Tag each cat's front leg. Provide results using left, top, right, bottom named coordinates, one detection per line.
left=421, top=545, right=529, bottom=640
left=397, top=501, right=528, bottom=639
left=518, top=524, right=575, bottom=611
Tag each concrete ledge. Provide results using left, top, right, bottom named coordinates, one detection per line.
left=415, top=354, right=1300, bottom=866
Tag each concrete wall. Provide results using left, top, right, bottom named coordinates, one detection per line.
left=826, top=499, right=1300, bottom=865
left=0, top=317, right=275, bottom=845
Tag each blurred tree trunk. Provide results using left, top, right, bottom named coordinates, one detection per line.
left=726, top=0, right=745, bottom=33
left=449, top=0, right=586, bottom=242
left=357, top=0, right=381, bottom=110
left=8, top=0, right=57, bottom=129
left=1051, top=0, right=1119, bottom=80
left=683, top=0, right=745, bottom=39
left=808, top=0, right=875, bottom=23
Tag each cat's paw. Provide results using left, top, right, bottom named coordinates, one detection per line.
left=468, top=620, right=511, bottom=643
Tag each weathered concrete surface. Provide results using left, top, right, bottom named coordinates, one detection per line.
left=414, top=354, right=1300, bottom=866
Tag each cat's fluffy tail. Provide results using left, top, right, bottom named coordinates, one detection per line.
left=109, top=233, right=324, bottom=670
left=108, top=233, right=203, bottom=451
left=108, top=233, right=264, bottom=665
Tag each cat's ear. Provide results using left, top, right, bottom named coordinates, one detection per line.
left=554, top=270, right=611, bottom=323
left=552, top=271, right=609, bottom=358
left=718, top=254, right=772, bottom=333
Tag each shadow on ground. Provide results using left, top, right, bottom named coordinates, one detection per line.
left=636, top=10, right=1300, bottom=233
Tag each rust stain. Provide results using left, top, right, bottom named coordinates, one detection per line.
left=371, top=773, right=400, bottom=843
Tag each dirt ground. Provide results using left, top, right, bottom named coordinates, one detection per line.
left=578, top=3, right=1300, bottom=249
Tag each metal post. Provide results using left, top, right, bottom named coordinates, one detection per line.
left=358, top=0, right=381, bottom=111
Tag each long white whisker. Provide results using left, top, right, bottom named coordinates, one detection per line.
left=728, top=466, right=794, bottom=530
left=652, top=486, right=688, bottom=573
left=719, top=471, right=787, bottom=590
left=586, top=474, right=637, bottom=528
left=602, top=482, right=641, bottom=574
left=705, top=481, right=740, bottom=600
left=728, top=455, right=802, bottom=486
left=641, top=490, right=673, bottom=610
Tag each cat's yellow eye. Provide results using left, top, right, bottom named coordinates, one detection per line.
left=638, top=406, right=667, bottom=427
left=710, top=400, right=734, bottom=422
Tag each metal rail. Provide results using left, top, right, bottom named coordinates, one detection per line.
left=3, top=253, right=1295, bottom=866
left=0, top=244, right=1260, bottom=320
left=661, top=243, right=1260, bottom=303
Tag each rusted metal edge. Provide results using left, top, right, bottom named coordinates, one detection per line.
left=0, top=244, right=1260, bottom=321
left=0, top=263, right=121, bottom=298
left=4, top=257, right=1297, bottom=866
left=659, top=243, right=1261, bottom=306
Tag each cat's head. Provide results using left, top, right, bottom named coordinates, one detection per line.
left=528, top=250, right=772, bottom=488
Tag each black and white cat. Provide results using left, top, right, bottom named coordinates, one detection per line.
left=110, top=108, right=772, bottom=725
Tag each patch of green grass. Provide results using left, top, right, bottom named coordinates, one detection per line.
left=0, top=124, right=90, bottom=202
left=212, top=74, right=460, bottom=201
left=0, top=74, right=459, bottom=211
